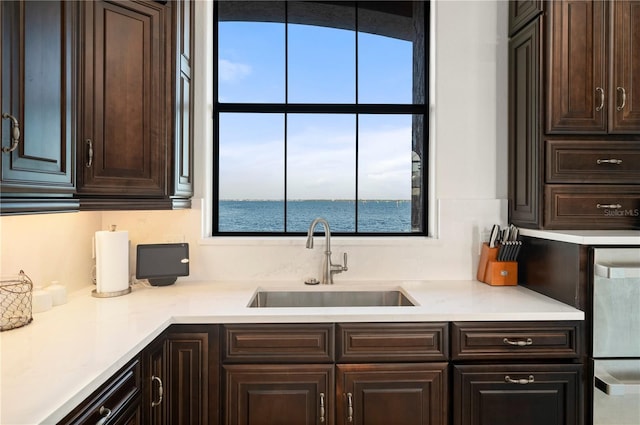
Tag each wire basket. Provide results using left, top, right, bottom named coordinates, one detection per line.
left=1, top=270, right=33, bottom=331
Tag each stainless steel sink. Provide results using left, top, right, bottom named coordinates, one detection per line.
left=248, top=289, right=415, bottom=308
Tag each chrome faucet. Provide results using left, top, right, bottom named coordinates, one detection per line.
left=305, top=218, right=348, bottom=284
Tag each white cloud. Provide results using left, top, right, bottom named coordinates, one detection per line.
left=218, top=59, right=251, bottom=82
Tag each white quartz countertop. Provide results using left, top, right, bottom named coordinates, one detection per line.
left=0, top=279, right=584, bottom=425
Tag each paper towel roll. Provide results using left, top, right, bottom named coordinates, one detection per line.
left=95, top=228, right=130, bottom=295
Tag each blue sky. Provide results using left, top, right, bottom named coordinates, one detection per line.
left=217, top=19, right=414, bottom=200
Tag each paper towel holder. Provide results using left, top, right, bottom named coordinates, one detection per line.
left=136, top=243, right=189, bottom=286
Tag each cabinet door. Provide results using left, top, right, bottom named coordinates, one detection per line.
left=0, top=1, right=76, bottom=201
left=546, top=0, right=607, bottom=133
left=143, top=335, right=166, bottom=425
left=336, top=363, right=448, bottom=425
left=610, top=0, right=640, bottom=133
left=453, top=364, right=582, bottom=425
left=79, top=0, right=168, bottom=198
left=165, top=325, right=219, bottom=425
left=508, top=0, right=542, bottom=36
left=171, top=0, right=194, bottom=200
left=508, top=18, right=541, bottom=228
left=224, top=364, right=333, bottom=425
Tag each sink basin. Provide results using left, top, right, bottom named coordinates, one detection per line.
left=248, top=289, right=415, bottom=308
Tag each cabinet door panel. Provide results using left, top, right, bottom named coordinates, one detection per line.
left=336, top=363, right=448, bottom=425
left=224, top=364, right=333, bottom=425
left=509, top=19, right=541, bottom=227
left=546, top=0, right=607, bottom=133
left=453, top=364, right=582, bottom=425
left=508, top=0, right=542, bottom=36
left=610, top=0, right=640, bottom=133
left=80, top=0, right=168, bottom=196
left=1, top=0, right=76, bottom=194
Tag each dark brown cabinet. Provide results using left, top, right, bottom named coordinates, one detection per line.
left=0, top=0, right=79, bottom=214
left=222, top=323, right=449, bottom=425
left=78, top=0, right=170, bottom=208
left=453, top=364, right=582, bottom=425
left=547, top=0, right=640, bottom=134
left=336, top=363, right=447, bottom=425
left=225, top=364, right=334, bottom=425
left=142, top=324, right=220, bottom=425
left=59, top=357, right=142, bottom=425
left=508, top=0, right=640, bottom=230
left=451, top=321, right=583, bottom=425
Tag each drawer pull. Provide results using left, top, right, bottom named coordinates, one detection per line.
left=95, top=406, right=112, bottom=425
left=86, top=139, right=94, bottom=168
left=597, top=204, right=622, bottom=209
left=503, top=337, right=533, bottom=346
left=151, top=375, right=164, bottom=407
left=505, top=375, right=535, bottom=385
left=616, top=87, right=627, bottom=111
left=319, top=392, right=326, bottom=423
left=597, top=159, right=623, bottom=165
left=346, top=392, right=354, bottom=422
left=595, top=87, right=605, bottom=112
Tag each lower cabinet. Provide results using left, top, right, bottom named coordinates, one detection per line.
left=336, top=363, right=447, bottom=425
left=453, top=364, right=582, bottom=425
left=142, top=324, right=220, bottom=425
left=224, top=364, right=333, bottom=425
left=58, top=357, right=142, bottom=425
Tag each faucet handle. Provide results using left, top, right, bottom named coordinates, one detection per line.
left=342, top=252, right=348, bottom=271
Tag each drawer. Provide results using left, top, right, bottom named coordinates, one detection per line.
left=222, top=323, right=334, bottom=363
left=451, top=322, right=581, bottom=360
left=544, top=185, right=640, bottom=229
left=337, top=322, right=448, bottom=362
left=546, top=140, right=640, bottom=183
left=58, top=357, right=141, bottom=425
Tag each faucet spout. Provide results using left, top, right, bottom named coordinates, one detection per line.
left=305, top=218, right=346, bottom=284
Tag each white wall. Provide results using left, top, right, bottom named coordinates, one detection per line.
left=1, top=1, right=509, bottom=292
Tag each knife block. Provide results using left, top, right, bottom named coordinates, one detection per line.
left=477, top=243, right=518, bottom=286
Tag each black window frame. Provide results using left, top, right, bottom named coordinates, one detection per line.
left=212, top=0, right=430, bottom=237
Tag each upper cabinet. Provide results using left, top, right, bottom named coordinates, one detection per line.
left=546, top=0, right=640, bottom=134
left=78, top=0, right=170, bottom=208
left=0, top=0, right=79, bottom=214
left=508, top=0, right=542, bottom=36
left=509, top=0, right=640, bottom=230
left=1, top=0, right=194, bottom=215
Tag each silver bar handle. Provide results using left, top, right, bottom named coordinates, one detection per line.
left=86, top=139, right=93, bottom=167
left=503, top=337, right=533, bottom=346
left=346, top=392, right=353, bottom=423
left=597, top=159, right=623, bottom=165
left=1, top=112, right=20, bottom=153
left=95, top=406, right=112, bottom=425
left=617, top=87, right=627, bottom=111
left=596, top=87, right=605, bottom=112
left=151, top=375, right=164, bottom=407
left=505, top=375, right=535, bottom=385
left=319, top=392, right=325, bottom=423
left=597, top=204, right=622, bottom=209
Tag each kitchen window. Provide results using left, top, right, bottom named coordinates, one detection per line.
left=213, top=0, right=429, bottom=235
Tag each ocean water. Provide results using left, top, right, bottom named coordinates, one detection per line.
left=218, top=200, right=413, bottom=233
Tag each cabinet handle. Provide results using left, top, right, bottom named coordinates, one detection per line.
left=595, top=87, right=605, bottom=112
left=596, top=159, right=623, bottom=165
left=597, top=203, right=622, bottom=209
left=86, top=139, right=94, bottom=167
left=151, top=375, right=164, bottom=407
left=505, top=375, right=535, bottom=385
left=346, top=392, right=354, bottom=423
left=319, top=392, right=325, bottom=423
left=1, top=112, right=20, bottom=153
left=95, top=406, right=112, bottom=425
left=503, top=337, right=533, bottom=346
left=616, top=87, right=627, bottom=111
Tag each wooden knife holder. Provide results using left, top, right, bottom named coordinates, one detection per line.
left=477, top=243, right=518, bottom=286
